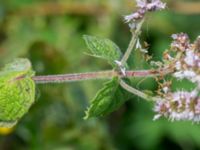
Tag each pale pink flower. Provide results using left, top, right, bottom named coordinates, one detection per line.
left=124, top=0, right=166, bottom=23
left=154, top=90, right=200, bottom=122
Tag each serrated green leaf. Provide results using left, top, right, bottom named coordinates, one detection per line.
left=84, top=78, right=131, bottom=119
left=83, top=35, right=122, bottom=67
left=0, top=58, right=35, bottom=127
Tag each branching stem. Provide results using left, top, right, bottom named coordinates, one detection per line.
left=32, top=18, right=163, bottom=102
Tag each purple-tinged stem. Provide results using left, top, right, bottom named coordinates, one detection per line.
left=32, top=68, right=172, bottom=84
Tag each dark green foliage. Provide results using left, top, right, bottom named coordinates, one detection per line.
left=0, top=0, right=200, bottom=150
left=85, top=78, right=131, bottom=119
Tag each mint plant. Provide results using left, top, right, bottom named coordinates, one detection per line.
left=0, top=0, right=200, bottom=127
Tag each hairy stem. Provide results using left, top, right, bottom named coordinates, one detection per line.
left=120, top=19, right=145, bottom=66
left=119, top=80, right=160, bottom=101
left=32, top=67, right=172, bottom=84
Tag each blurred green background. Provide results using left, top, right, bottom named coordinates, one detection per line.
left=0, top=0, right=200, bottom=150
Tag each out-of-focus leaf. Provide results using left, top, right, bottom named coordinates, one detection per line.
left=84, top=77, right=130, bottom=119
left=0, top=58, right=35, bottom=127
left=83, top=35, right=122, bottom=67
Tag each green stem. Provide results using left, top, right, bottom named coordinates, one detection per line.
left=119, top=80, right=160, bottom=101
left=120, top=19, right=145, bottom=66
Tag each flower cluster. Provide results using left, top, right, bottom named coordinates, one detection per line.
left=123, top=1, right=200, bottom=123
left=171, top=34, right=200, bottom=85
left=153, top=34, right=200, bottom=122
left=171, top=33, right=190, bottom=52
left=124, top=0, right=166, bottom=23
left=154, top=90, right=200, bottom=122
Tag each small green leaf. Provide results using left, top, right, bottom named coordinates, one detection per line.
left=83, top=35, right=122, bottom=67
left=0, top=58, right=35, bottom=127
left=84, top=78, right=131, bottom=119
